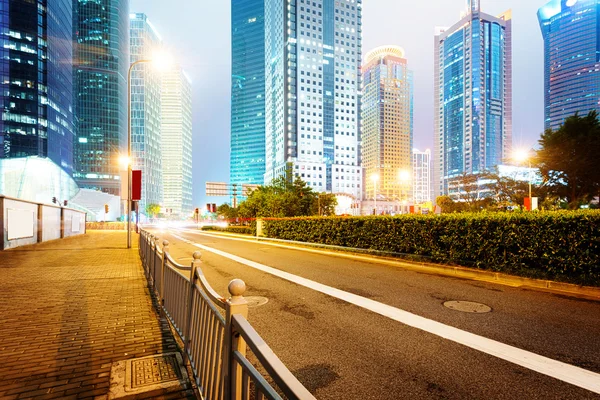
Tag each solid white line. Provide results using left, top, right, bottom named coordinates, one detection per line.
left=170, top=232, right=600, bottom=394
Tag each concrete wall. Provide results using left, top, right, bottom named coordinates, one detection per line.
left=1, top=196, right=86, bottom=250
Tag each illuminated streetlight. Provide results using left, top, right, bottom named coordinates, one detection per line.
left=513, top=149, right=533, bottom=211
left=372, top=173, right=380, bottom=215
left=126, top=51, right=173, bottom=248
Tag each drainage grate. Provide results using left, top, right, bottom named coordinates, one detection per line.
left=246, top=296, right=269, bottom=308
left=108, top=352, right=189, bottom=399
left=130, top=353, right=182, bottom=389
left=443, top=300, right=492, bottom=313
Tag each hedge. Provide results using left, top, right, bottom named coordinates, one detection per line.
left=262, top=211, right=600, bottom=286
left=201, top=225, right=255, bottom=235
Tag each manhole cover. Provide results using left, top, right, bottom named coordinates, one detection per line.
left=246, top=296, right=269, bottom=308
left=108, top=353, right=189, bottom=399
left=443, top=301, right=492, bottom=313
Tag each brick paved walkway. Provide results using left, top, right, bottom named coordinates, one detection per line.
left=0, top=231, right=195, bottom=399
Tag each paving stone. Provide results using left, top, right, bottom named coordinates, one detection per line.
left=0, top=231, right=192, bottom=399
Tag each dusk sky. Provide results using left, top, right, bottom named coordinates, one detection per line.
left=130, top=0, right=548, bottom=206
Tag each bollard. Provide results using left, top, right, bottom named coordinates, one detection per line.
left=223, top=279, right=249, bottom=400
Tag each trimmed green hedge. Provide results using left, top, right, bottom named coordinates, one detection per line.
left=201, top=225, right=255, bottom=235
left=263, top=211, right=600, bottom=286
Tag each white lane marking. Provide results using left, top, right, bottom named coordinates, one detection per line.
left=170, top=231, right=600, bottom=394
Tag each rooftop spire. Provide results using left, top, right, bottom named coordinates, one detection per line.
left=467, top=0, right=481, bottom=13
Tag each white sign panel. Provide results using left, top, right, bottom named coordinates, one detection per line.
left=7, top=209, right=35, bottom=240
left=72, top=215, right=81, bottom=233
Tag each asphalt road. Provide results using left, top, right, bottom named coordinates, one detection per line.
left=146, top=226, right=600, bottom=400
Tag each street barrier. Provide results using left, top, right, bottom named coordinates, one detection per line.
left=139, top=230, right=315, bottom=400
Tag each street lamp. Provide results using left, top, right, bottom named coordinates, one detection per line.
left=514, top=149, right=532, bottom=211
left=371, top=173, right=380, bottom=215
left=398, top=169, right=411, bottom=213
left=126, top=52, right=172, bottom=248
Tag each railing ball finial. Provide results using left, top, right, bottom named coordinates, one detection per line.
left=228, top=279, right=246, bottom=298
left=192, top=251, right=202, bottom=260
left=163, top=240, right=169, bottom=247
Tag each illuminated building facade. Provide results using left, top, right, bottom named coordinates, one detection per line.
left=264, top=0, right=363, bottom=199
left=413, top=148, right=432, bottom=204
left=73, top=0, right=129, bottom=195
left=0, top=0, right=75, bottom=175
left=362, top=46, right=413, bottom=202
left=434, top=0, right=512, bottom=197
left=538, top=0, right=600, bottom=131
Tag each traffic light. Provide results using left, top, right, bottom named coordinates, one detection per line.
left=52, top=197, right=57, bottom=204
left=211, top=203, right=217, bottom=213
left=63, top=200, right=68, bottom=207
left=104, top=204, right=109, bottom=213
left=206, top=203, right=211, bottom=212
left=194, top=207, right=199, bottom=215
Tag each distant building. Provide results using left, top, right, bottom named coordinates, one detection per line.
left=130, top=13, right=163, bottom=213
left=362, top=46, right=413, bottom=203
left=538, top=0, right=600, bottom=131
left=263, top=0, right=363, bottom=199
left=434, top=0, right=512, bottom=198
left=73, top=0, right=129, bottom=195
left=0, top=0, right=74, bottom=175
left=161, top=66, right=193, bottom=219
left=413, top=149, right=432, bottom=204
left=231, top=0, right=266, bottom=190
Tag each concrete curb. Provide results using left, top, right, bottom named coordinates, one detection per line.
left=191, top=229, right=600, bottom=301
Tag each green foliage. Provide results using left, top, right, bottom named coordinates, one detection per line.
left=237, top=176, right=337, bottom=218
left=201, top=225, right=255, bottom=235
left=262, top=212, right=600, bottom=286
left=217, top=203, right=238, bottom=219
left=537, top=111, right=600, bottom=208
left=145, top=203, right=161, bottom=218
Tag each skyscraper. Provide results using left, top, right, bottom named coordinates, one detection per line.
left=0, top=0, right=74, bottom=174
left=73, top=0, right=129, bottom=195
left=264, top=0, right=363, bottom=199
left=434, top=0, right=512, bottom=198
left=362, top=46, right=413, bottom=202
left=413, top=149, right=432, bottom=204
left=161, top=66, right=193, bottom=219
left=538, top=0, right=600, bottom=131
left=130, top=13, right=163, bottom=213
left=231, top=0, right=266, bottom=190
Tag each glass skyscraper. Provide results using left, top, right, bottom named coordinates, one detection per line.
left=538, top=0, right=600, bottom=131
left=162, top=66, right=193, bottom=219
left=434, top=0, right=512, bottom=198
left=362, top=46, right=413, bottom=202
left=130, top=13, right=163, bottom=214
left=0, top=0, right=75, bottom=174
left=231, top=0, right=266, bottom=191
left=263, top=0, right=363, bottom=199
left=73, top=0, right=129, bottom=195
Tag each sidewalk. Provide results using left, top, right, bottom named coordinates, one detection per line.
left=0, top=231, right=195, bottom=400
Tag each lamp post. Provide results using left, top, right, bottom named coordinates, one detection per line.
left=399, top=169, right=411, bottom=214
left=372, top=173, right=379, bottom=215
left=514, top=149, right=533, bottom=211
left=126, top=54, right=172, bottom=248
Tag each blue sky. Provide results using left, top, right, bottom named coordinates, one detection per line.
left=130, top=0, right=548, bottom=206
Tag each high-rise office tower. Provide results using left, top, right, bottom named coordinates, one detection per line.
left=0, top=0, right=74, bottom=174
left=413, top=149, right=432, bottom=204
left=231, top=0, right=266, bottom=190
left=434, top=0, right=512, bottom=198
left=362, top=46, right=413, bottom=202
left=264, top=0, right=363, bottom=199
left=539, top=0, right=600, bottom=131
left=161, top=66, right=193, bottom=219
left=129, top=13, right=163, bottom=213
left=73, top=0, right=129, bottom=195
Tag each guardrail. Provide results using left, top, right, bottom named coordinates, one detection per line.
left=139, top=230, right=316, bottom=400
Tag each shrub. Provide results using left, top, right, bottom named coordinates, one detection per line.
left=262, top=212, right=600, bottom=286
left=201, top=225, right=255, bottom=235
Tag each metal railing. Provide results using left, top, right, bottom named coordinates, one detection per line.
left=139, top=230, right=316, bottom=400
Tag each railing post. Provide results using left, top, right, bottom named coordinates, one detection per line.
left=153, top=236, right=160, bottom=289
left=223, top=279, right=248, bottom=400
left=184, top=251, right=201, bottom=363
left=160, top=240, right=169, bottom=308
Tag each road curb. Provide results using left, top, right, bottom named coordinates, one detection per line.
left=191, top=229, right=600, bottom=301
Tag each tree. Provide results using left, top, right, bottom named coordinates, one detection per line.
left=537, top=111, right=600, bottom=208
left=145, top=203, right=161, bottom=218
left=217, top=203, right=238, bottom=220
